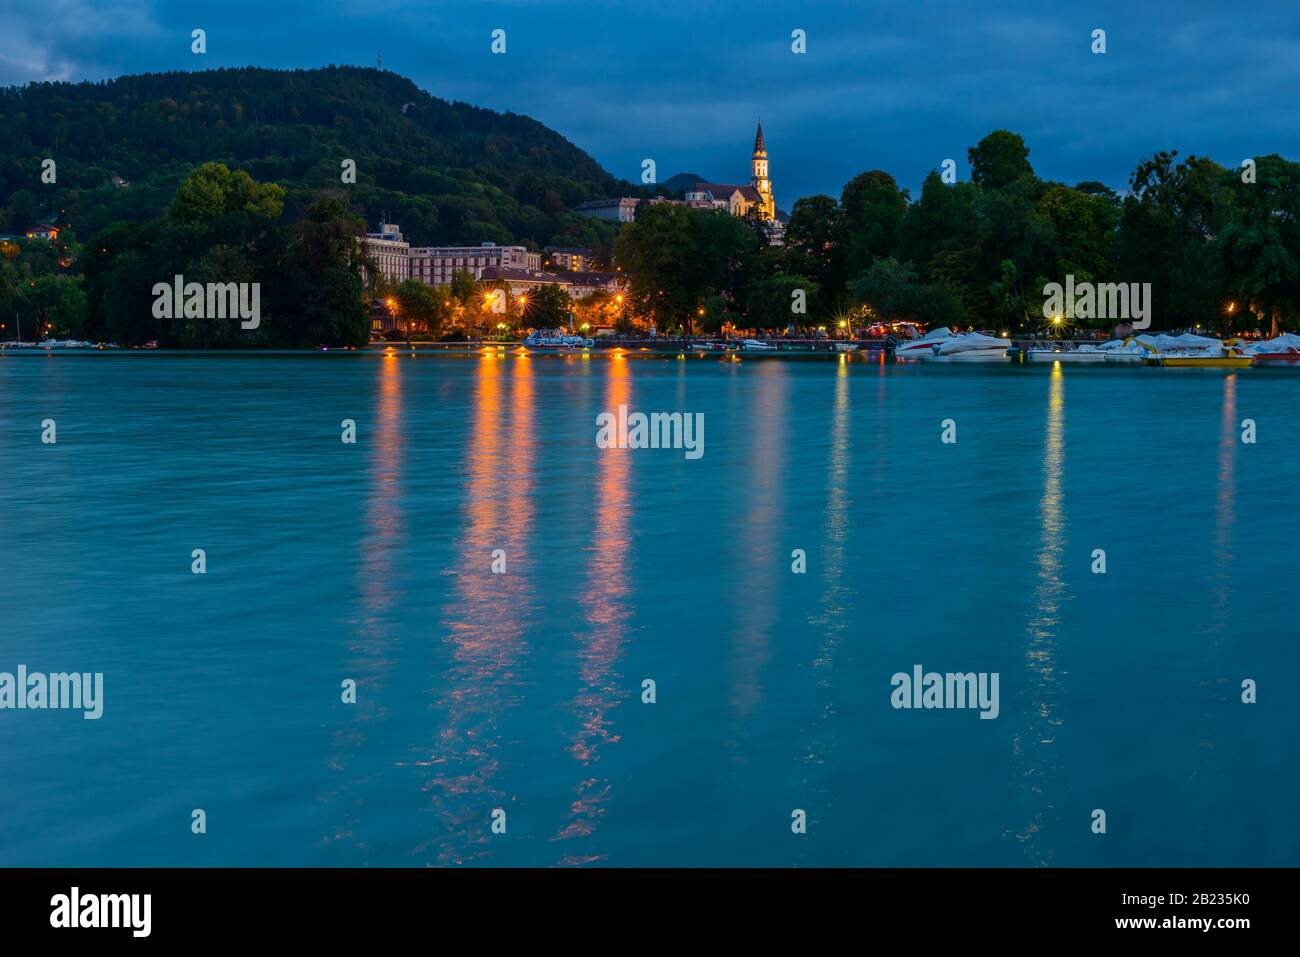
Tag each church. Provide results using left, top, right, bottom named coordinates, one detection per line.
left=685, top=122, right=777, bottom=222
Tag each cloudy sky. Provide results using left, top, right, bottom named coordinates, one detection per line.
left=3, top=0, right=1296, bottom=204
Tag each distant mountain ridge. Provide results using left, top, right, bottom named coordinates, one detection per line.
left=0, top=66, right=648, bottom=248
left=659, top=172, right=706, bottom=195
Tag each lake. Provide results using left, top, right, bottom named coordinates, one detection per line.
left=0, top=350, right=1296, bottom=866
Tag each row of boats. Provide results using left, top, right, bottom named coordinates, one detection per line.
left=896, top=328, right=1300, bottom=368
left=1, top=339, right=113, bottom=349
left=690, top=339, right=859, bottom=353
left=12, top=329, right=1300, bottom=368
left=522, top=332, right=860, bottom=354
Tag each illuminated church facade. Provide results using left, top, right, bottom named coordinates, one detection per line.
left=685, top=122, right=777, bottom=222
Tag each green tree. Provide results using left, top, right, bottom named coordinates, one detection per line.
left=170, top=162, right=284, bottom=226
left=1033, top=182, right=1121, bottom=327
left=1116, top=151, right=1233, bottom=330
left=171, top=244, right=258, bottom=347
left=696, top=209, right=760, bottom=306
left=394, top=278, right=442, bottom=338
left=24, top=273, right=88, bottom=339
left=968, top=130, right=1034, bottom=190
left=1217, top=154, right=1300, bottom=335
left=448, top=269, right=481, bottom=306
left=784, top=194, right=845, bottom=314
left=746, top=274, right=818, bottom=330
left=839, top=171, right=907, bottom=276
left=271, top=193, right=369, bottom=346
left=614, top=203, right=704, bottom=331
left=523, top=282, right=573, bottom=328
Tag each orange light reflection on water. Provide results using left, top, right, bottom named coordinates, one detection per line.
left=553, top=356, right=632, bottom=861
left=326, top=353, right=404, bottom=851
left=420, top=353, right=536, bottom=865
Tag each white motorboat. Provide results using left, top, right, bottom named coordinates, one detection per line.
left=1025, top=344, right=1106, bottom=362
left=741, top=339, right=777, bottom=351
left=1098, top=339, right=1146, bottom=363
left=893, top=326, right=952, bottom=360
left=924, top=331, right=1010, bottom=362
left=1103, top=349, right=1146, bottom=364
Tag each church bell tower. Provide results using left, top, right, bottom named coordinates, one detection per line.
left=751, top=120, right=775, bottom=221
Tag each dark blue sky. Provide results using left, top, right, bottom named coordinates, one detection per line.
left=3, top=1, right=1296, bottom=205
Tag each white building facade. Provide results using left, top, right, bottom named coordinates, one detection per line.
left=408, top=243, right=541, bottom=286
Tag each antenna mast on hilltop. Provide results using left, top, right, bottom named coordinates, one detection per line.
left=377, top=49, right=382, bottom=70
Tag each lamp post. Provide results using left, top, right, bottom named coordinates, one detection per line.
left=384, top=297, right=398, bottom=343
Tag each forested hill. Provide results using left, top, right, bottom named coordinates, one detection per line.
left=0, top=66, right=642, bottom=247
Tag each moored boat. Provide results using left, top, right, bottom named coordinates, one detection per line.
left=522, top=329, right=593, bottom=351
left=1025, top=344, right=1106, bottom=362
left=1144, top=338, right=1253, bottom=368
left=1102, top=341, right=1146, bottom=364
left=924, top=331, right=1010, bottom=362
left=894, top=326, right=952, bottom=360
left=1246, top=332, right=1300, bottom=364
left=1153, top=352, right=1254, bottom=368
left=741, top=339, right=777, bottom=351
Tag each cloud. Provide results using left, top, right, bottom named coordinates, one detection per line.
left=0, top=0, right=162, bottom=83
left=0, top=0, right=1296, bottom=199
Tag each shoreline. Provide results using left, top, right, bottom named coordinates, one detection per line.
left=4, top=341, right=1300, bottom=369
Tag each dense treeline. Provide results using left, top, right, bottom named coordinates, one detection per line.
left=0, top=66, right=640, bottom=251
left=5, top=65, right=1296, bottom=345
left=615, top=131, right=1300, bottom=336
left=0, top=161, right=377, bottom=346
left=0, top=155, right=625, bottom=346
left=0, top=66, right=657, bottom=346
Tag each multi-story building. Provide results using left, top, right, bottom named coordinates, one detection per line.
left=407, top=243, right=541, bottom=286
left=479, top=266, right=625, bottom=301
left=543, top=246, right=598, bottom=272
left=573, top=197, right=640, bottom=223
left=361, top=222, right=410, bottom=287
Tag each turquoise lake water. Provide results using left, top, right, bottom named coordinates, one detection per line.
left=0, top=351, right=1296, bottom=867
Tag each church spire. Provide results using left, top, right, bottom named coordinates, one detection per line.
left=750, top=120, right=774, bottom=222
